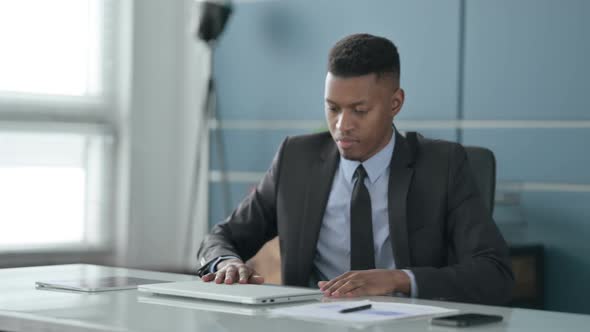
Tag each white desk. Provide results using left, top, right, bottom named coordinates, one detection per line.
left=0, top=264, right=588, bottom=331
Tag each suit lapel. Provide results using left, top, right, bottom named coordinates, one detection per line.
left=388, top=131, right=415, bottom=269
left=296, top=139, right=339, bottom=286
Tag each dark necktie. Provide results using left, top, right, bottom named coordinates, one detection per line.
left=350, top=164, right=375, bottom=270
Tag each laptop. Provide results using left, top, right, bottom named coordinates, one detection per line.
left=138, top=280, right=323, bottom=305
left=138, top=294, right=300, bottom=316
left=35, top=276, right=170, bottom=292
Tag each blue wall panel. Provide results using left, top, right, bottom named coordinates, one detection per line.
left=463, top=128, right=590, bottom=184
left=209, top=128, right=306, bottom=172
left=214, top=0, right=461, bottom=121
left=463, top=0, right=590, bottom=120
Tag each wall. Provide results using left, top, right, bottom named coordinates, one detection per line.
left=209, top=0, right=590, bottom=314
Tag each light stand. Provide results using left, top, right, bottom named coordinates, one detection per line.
left=185, top=0, right=233, bottom=268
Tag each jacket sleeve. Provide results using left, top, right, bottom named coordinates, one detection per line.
left=196, top=138, right=287, bottom=275
left=410, top=143, right=514, bottom=305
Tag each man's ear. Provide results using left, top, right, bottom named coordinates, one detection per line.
left=391, top=88, right=405, bottom=117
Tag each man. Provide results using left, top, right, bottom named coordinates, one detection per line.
left=197, top=33, right=514, bottom=304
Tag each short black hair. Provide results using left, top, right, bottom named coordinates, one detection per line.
left=328, top=33, right=400, bottom=81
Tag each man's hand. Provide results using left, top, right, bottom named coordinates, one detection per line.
left=318, top=269, right=410, bottom=297
left=201, top=258, right=265, bottom=285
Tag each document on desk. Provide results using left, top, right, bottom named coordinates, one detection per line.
left=269, top=300, right=457, bottom=326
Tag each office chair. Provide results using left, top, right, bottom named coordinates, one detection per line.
left=464, top=146, right=496, bottom=217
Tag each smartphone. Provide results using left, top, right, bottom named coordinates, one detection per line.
left=431, top=313, right=503, bottom=327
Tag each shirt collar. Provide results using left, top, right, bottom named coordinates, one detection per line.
left=340, top=129, right=396, bottom=185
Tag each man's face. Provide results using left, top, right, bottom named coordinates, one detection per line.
left=324, top=72, right=404, bottom=162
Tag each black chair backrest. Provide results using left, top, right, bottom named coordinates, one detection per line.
left=405, top=131, right=496, bottom=218
left=464, top=146, right=496, bottom=217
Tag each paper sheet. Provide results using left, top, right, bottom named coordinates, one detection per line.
left=269, top=300, right=457, bottom=325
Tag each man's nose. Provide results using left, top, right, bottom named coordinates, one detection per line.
left=336, top=111, right=353, bottom=132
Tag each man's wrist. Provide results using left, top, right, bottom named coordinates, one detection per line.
left=208, top=256, right=242, bottom=274
left=391, top=270, right=411, bottom=296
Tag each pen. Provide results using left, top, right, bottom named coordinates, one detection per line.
left=339, top=303, right=372, bottom=314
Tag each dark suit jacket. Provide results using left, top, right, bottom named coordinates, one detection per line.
left=198, top=131, right=514, bottom=305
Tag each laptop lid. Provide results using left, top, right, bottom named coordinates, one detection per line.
left=138, top=280, right=323, bottom=305
left=138, top=294, right=301, bottom=316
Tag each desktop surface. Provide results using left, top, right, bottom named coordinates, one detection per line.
left=1, top=264, right=589, bottom=332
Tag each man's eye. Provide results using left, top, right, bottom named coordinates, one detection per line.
left=354, top=109, right=367, bottom=114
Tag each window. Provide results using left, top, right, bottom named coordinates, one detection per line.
left=0, top=129, right=112, bottom=250
left=0, top=0, right=105, bottom=98
left=0, top=0, right=116, bottom=252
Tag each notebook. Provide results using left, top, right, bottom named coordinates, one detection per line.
left=138, top=280, right=323, bottom=305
